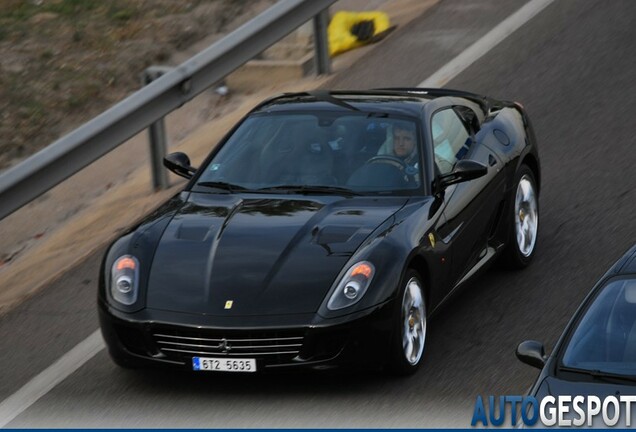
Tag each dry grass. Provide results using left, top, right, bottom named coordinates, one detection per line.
left=0, top=0, right=274, bottom=169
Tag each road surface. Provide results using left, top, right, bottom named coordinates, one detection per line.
left=1, top=0, right=635, bottom=427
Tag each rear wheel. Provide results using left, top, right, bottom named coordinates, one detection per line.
left=387, top=269, right=427, bottom=375
left=502, top=164, right=539, bottom=269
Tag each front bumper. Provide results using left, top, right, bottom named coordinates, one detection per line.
left=98, top=299, right=396, bottom=372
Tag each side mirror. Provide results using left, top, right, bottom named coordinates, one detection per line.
left=516, top=340, right=547, bottom=369
left=164, top=152, right=196, bottom=179
left=437, top=160, right=487, bottom=190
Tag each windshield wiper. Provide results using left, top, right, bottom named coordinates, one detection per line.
left=559, top=365, right=636, bottom=383
left=197, top=181, right=249, bottom=193
left=257, top=185, right=360, bottom=196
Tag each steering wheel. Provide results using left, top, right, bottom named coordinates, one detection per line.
left=348, top=155, right=415, bottom=188
left=365, top=155, right=408, bottom=172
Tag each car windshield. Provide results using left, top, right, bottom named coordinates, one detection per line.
left=561, top=278, right=636, bottom=376
left=195, top=112, right=422, bottom=194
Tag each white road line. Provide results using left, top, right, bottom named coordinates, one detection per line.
left=0, top=0, right=556, bottom=427
left=419, top=0, right=555, bottom=88
left=0, top=330, right=105, bottom=428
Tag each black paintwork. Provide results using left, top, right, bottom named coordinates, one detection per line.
left=98, top=88, right=540, bottom=371
left=520, top=244, right=636, bottom=398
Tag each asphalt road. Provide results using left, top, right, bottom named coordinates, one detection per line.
left=2, top=0, right=636, bottom=427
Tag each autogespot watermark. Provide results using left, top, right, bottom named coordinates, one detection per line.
left=471, top=395, right=636, bottom=427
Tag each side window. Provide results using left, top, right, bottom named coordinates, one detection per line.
left=431, top=109, right=471, bottom=175
left=454, top=105, right=480, bottom=133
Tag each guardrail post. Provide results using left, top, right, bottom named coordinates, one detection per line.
left=313, top=9, right=331, bottom=75
left=141, top=66, right=172, bottom=190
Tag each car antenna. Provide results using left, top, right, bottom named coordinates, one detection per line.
left=307, top=90, right=360, bottom=111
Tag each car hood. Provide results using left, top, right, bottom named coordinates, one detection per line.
left=146, top=192, right=408, bottom=316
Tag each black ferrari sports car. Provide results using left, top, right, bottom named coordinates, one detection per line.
left=516, top=244, right=636, bottom=414
left=99, top=88, right=540, bottom=374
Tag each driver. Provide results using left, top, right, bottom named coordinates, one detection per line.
left=393, top=123, right=417, bottom=162
left=390, top=122, right=420, bottom=184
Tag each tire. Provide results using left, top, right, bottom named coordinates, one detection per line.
left=501, top=164, right=539, bottom=269
left=387, top=269, right=427, bottom=376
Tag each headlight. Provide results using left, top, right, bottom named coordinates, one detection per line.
left=327, top=261, right=375, bottom=310
left=111, top=255, right=139, bottom=305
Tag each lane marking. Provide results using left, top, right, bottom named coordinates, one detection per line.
left=419, top=0, right=555, bottom=87
left=0, top=330, right=105, bottom=428
left=0, top=0, right=557, bottom=426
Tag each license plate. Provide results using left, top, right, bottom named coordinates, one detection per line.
left=192, top=357, right=257, bottom=373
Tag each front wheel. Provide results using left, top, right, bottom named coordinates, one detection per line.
left=387, top=270, right=427, bottom=375
left=502, top=164, right=539, bottom=269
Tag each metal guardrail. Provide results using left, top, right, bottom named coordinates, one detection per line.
left=0, top=0, right=336, bottom=221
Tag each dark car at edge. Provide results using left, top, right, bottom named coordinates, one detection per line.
left=516, top=244, right=636, bottom=424
left=99, top=88, right=541, bottom=375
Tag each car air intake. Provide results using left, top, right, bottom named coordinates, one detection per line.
left=152, top=328, right=305, bottom=362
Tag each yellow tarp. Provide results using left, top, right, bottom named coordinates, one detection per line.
left=328, top=11, right=391, bottom=57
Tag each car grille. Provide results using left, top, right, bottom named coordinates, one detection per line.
left=152, top=328, right=305, bottom=362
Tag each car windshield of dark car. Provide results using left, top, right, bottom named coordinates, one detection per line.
left=195, top=113, right=422, bottom=194
left=561, top=278, right=636, bottom=376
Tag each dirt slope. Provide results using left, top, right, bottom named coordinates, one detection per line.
left=0, top=0, right=274, bottom=170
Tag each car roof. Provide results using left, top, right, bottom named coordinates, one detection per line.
left=603, top=243, right=636, bottom=277
left=251, top=88, right=500, bottom=117
left=617, top=244, right=636, bottom=274
left=253, top=92, right=430, bottom=117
